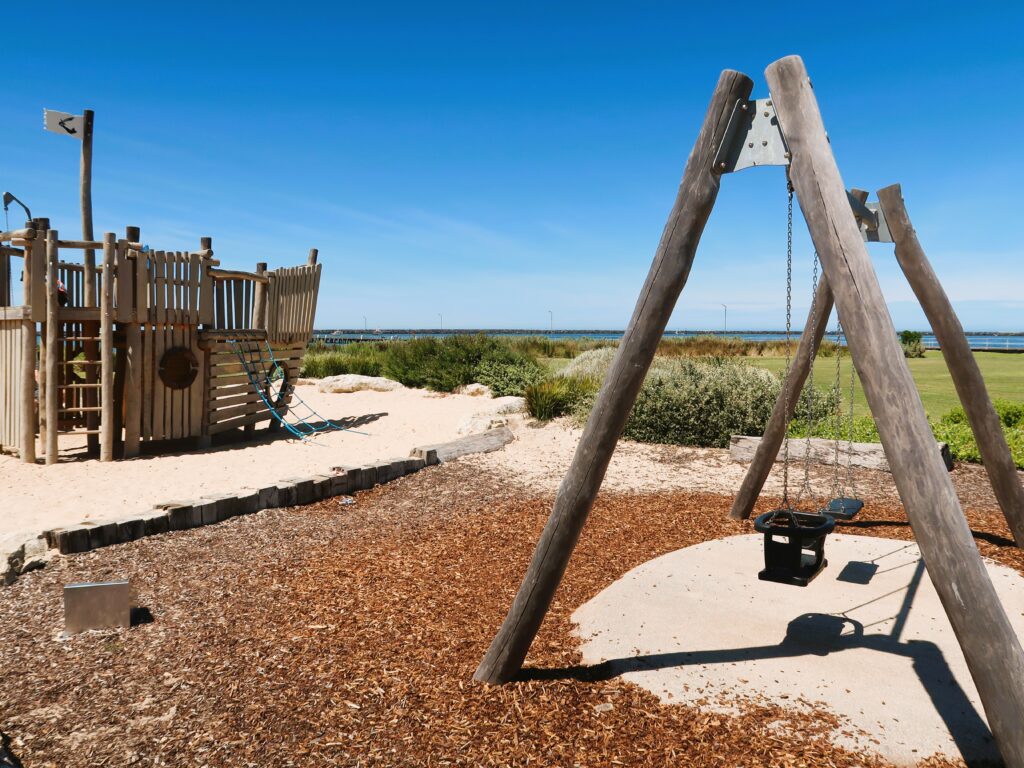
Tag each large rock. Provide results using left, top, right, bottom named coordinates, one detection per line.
left=456, top=383, right=493, bottom=397
left=318, top=374, right=404, bottom=394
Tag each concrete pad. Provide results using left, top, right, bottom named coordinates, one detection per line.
left=572, top=533, right=1024, bottom=766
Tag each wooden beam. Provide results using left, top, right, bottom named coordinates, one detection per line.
left=878, top=184, right=1024, bottom=547
left=767, top=55, right=1024, bottom=767
left=473, top=68, right=755, bottom=685
left=730, top=274, right=834, bottom=519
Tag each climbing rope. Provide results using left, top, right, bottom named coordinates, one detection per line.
left=230, top=338, right=366, bottom=441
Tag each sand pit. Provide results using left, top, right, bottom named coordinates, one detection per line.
left=573, top=533, right=1024, bottom=765
left=0, top=383, right=522, bottom=541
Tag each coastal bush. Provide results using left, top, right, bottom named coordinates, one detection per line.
left=933, top=401, right=1024, bottom=468
left=560, top=347, right=618, bottom=379
left=899, top=330, right=924, bottom=345
left=474, top=357, right=548, bottom=397
left=788, top=414, right=881, bottom=443
left=525, top=376, right=600, bottom=421
left=301, top=343, right=387, bottom=378
left=505, top=336, right=617, bottom=359
left=901, top=340, right=926, bottom=358
left=618, top=359, right=780, bottom=447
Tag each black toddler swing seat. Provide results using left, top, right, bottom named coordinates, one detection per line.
left=754, top=508, right=836, bottom=586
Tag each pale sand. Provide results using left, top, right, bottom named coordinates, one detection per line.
left=461, top=416, right=863, bottom=499
left=0, top=384, right=522, bottom=542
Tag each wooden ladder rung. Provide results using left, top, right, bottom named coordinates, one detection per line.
left=59, top=406, right=103, bottom=413
left=59, top=336, right=101, bottom=342
left=61, top=382, right=102, bottom=389
left=59, top=360, right=102, bottom=365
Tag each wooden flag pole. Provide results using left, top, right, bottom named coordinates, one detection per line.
left=768, top=55, right=1024, bottom=767
left=473, top=68, right=754, bottom=685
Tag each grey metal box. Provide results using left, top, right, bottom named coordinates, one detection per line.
left=63, top=580, right=130, bottom=635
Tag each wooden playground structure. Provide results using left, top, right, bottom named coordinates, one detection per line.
left=0, top=219, right=321, bottom=464
left=474, top=56, right=1024, bottom=767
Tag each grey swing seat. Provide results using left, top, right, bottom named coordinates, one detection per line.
left=821, top=496, right=864, bottom=521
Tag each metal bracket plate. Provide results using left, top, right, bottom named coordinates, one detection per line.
left=713, top=98, right=790, bottom=174
left=847, top=188, right=894, bottom=243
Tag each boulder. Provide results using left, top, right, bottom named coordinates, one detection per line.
left=318, top=374, right=404, bottom=393
left=456, top=383, right=492, bottom=397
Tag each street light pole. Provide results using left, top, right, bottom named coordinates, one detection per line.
left=438, top=312, right=443, bottom=331
left=363, top=315, right=367, bottom=331
left=548, top=310, right=553, bottom=333
left=721, top=303, right=728, bottom=333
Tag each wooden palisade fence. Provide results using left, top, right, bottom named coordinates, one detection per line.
left=0, top=221, right=321, bottom=464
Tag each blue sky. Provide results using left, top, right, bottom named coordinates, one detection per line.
left=3, top=2, right=1022, bottom=330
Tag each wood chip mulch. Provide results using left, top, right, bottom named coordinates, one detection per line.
left=1, top=461, right=1018, bottom=768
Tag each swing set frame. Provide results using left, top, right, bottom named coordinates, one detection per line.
left=472, top=56, right=1024, bottom=768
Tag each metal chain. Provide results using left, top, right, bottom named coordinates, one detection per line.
left=846, top=338, right=857, bottom=499
left=798, top=251, right=819, bottom=504
left=831, top=316, right=843, bottom=500
left=781, top=178, right=794, bottom=509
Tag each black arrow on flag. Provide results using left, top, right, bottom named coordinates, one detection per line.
left=58, top=116, right=78, bottom=135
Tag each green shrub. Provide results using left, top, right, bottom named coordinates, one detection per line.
left=901, top=340, right=926, bottom=358
left=474, top=357, right=548, bottom=397
left=899, top=330, right=924, bottom=345
left=789, top=414, right=880, bottom=442
left=380, top=334, right=506, bottom=391
left=525, top=376, right=599, bottom=421
left=934, top=402, right=1024, bottom=468
left=614, top=359, right=780, bottom=448
left=560, top=347, right=618, bottom=379
left=300, top=344, right=387, bottom=378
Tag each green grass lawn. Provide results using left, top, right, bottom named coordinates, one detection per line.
left=744, top=351, right=1024, bottom=420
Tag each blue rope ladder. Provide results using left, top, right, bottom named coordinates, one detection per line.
left=230, top=338, right=355, bottom=440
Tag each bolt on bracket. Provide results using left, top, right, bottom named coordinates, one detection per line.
left=713, top=98, right=790, bottom=174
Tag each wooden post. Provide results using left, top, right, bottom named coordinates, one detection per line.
left=198, top=237, right=214, bottom=327
left=768, top=55, right=1024, bottom=766
left=730, top=275, right=834, bottom=519
left=307, top=248, right=318, bottom=266
left=877, top=184, right=1024, bottom=547
left=252, top=262, right=268, bottom=330
left=123, top=227, right=142, bottom=458
left=44, top=231, right=59, bottom=465
left=20, top=230, right=38, bottom=463
left=100, top=234, right=115, bottom=461
left=79, top=113, right=99, bottom=455
left=473, top=69, right=754, bottom=685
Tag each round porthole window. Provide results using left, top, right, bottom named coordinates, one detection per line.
left=158, top=347, right=199, bottom=390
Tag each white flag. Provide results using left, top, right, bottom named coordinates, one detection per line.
left=43, top=109, right=84, bottom=139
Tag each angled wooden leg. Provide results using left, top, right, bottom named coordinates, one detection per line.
left=473, top=69, right=754, bottom=685
left=769, top=56, right=1024, bottom=767
left=730, top=274, right=834, bottom=519
left=878, top=184, right=1024, bottom=548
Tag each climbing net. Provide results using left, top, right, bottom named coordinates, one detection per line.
left=230, top=338, right=359, bottom=441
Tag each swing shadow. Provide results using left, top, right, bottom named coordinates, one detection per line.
left=519, top=575, right=998, bottom=764
left=836, top=519, right=1016, bottom=549
left=0, top=730, right=24, bottom=768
